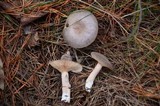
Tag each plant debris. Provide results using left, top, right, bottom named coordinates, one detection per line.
left=0, top=0, right=160, bottom=105
left=28, top=32, right=39, bottom=47
left=0, top=59, right=4, bottom=90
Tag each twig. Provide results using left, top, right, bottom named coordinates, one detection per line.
left=128, top=0, right=142, bottom=38
left=121, top=4, right=157, bottom=18
left=77, top=0, right=129, bottom=34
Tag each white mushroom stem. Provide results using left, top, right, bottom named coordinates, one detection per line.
left=61, top=71, right=71, bottom=103
left=85, top=63, right=102, bottom=92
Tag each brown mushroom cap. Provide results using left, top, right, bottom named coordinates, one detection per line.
left=63, top=10, right=98, bottom=48
left=91, top=52, right=113, bottom=70
left=49, top=60, right=82, bottom=73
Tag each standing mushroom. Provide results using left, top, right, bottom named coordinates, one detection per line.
left=63, top=10, right=98, bottom=48
left=85, top=52, right=113, bottom=92
left=49, top=52, right=82, bottom=103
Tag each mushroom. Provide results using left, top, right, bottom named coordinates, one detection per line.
left=63, top=10, right=98, bottom=48
left=85, top=52, right=113, bottom=92
left=61, top=51, right=72, bottom=61
left=49, top=52, right=82, bottom=103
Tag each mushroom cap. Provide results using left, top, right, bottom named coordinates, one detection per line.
left=63, top=10, right=98, bottom=48
left=49, top=60, right=82, bottom=73
left=61, top=51, right=72, bottom=61
left=91, top=52, right=113, bottom=70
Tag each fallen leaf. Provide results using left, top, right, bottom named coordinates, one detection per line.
left=21, top=12, right=47, bottom=26
left=0, top=1, right=21, bottom=19
left=28, top=32, right=39, bottom=47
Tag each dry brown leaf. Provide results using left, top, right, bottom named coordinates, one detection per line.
left=0, top=1, right=21, bottom=19
left=21, top=12, right=47, bottom=26
left=28, top=32, right=39, bottom=47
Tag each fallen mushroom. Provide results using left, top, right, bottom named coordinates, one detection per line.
left=85, top=52, right=113, bottom=92
left=49, top=52, right=82, bottom=103
left=0, top=58, right=4, bottom=90
left=63, top=10, right=98, bottom=48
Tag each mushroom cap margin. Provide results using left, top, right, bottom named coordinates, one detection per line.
left=49, top=60, right=82, bottom=73
left=91, top=52, right=113, bottom=70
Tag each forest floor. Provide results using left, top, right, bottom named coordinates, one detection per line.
left=0, top=0, right=160, bottom=106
